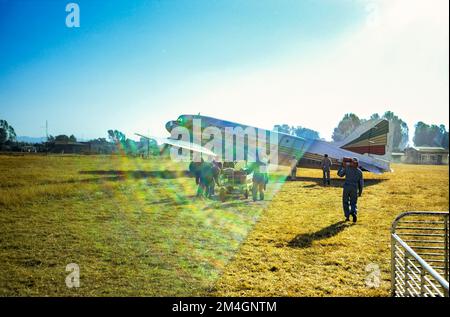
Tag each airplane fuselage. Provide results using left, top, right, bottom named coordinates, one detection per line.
left=165, top=114, right=327, bottom=168
left=163, top=114, right=391, bottom=174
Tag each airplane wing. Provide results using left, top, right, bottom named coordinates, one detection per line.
left=135, top=133, right=217, bottom=157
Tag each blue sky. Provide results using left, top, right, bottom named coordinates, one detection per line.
left=0, top=0, right=448, bottom=141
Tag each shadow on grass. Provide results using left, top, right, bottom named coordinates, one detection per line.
left=152, top=195, right=198, bottom=205
left=289, top=176, right=387, bottom=188
left=0, top=170, right=194, bottom=188
left=0, top=175, right=132, bottom=188
left=79, top=170, right=190, bottom=179
left=212, top=199, right=251, bottom=208
left=287, top=221, right=351, bottom=248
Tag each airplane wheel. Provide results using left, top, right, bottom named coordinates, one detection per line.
left=219, top=187, right=226, bottom=202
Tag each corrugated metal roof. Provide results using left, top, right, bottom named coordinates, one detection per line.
left=408, top=146, right=449, bottom=153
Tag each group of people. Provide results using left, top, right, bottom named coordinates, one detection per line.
left=190, top=153, right=364, bottom=222
left=189, top=159, right=221, bottom=198
left=189, top=158, right=269, bottom=201
left=290, top=154, right=364, bottom=223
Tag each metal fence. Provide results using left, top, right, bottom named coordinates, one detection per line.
left=391, top=211, right=449, bottom=297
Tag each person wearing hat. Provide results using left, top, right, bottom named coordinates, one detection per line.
left=337, top=157, right=364, bottom=222
left=321, top=154, right=332, bottom=186
left=196, top=157, right=221, bottom=198
left=249, top=158, right=269, bottom=201
left=289, top=156, right=298, bottom=180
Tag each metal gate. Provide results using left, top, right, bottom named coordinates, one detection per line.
left=391, top=211, right=449, bottom=297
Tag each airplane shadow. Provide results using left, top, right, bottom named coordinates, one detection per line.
left=7, top=169, right=194, bottom=187
left=150, top=195, right=197, bottom=205
left=214, top=199, right=253, bottom=208
left=78, top=170, right=190, bottom=180
left=290, top=176, right=387, bottom=188
left=287, top=221, right=351, bottom=248
left=0, top=176, right=127, bottom=188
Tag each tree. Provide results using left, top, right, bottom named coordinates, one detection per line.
left=273, top=124, right=291, bottom=135
left=413, top=122, right=428, bottom=146
left=8, top=124, right=16, bottom=142
left=440, top=125, right=449, bottom=149
left=413, top=122, right=449, bottom=148
left=125, top=138, right=137, bottom=154
left=55, top=135, right=70, bottom=142
left=0, top=119, right=17, bottom=144
left=332, top=113, right=362, bottom=142
left=0, top=129, right=6, bottom=144
left=138, top=137, right=159, bottom=156
left=291, top=126, right=320, bottom=140
left=382, top=111, right=409, bottom=151
left=107, top=129, right=126, bottom=144
left=107, top=130, right=135, bottom=154
left=90, top=137, right=108, bottom=144
left=69, top=134, right=77, bottom=142
left=273, top=124, right=320, bottom=140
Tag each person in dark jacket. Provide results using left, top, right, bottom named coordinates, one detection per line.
left=337, top=157, right=364, bottom=222
left=209, top=160, right=221, bottom=197
left=196, top=159, right=221, bottom=198
left=321, top=154, right=332, bottom=186
left=290, top=156, right=298, bottom=180
left=249, top=159, right=269, bottom=201
left=189, top=159, right=203, bottom=186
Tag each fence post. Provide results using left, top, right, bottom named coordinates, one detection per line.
left=391, top=236, right=396, bottom=296
left=420, top=267, right=425, bottom=296
left=444, top=214, right=449, bottom=282
left=404, top=252, right=409, bottom=296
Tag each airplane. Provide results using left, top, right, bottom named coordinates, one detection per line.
left=137, top=114, right=393, bottom=174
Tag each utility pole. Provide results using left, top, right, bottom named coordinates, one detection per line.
left=45, top=120, right=49, bottom=154
left=147, top=129, right=150, bottom=158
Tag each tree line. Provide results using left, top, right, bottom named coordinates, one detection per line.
left=273, top=124, right=321, bottom=140
left=0, top=120, right=160, bottom=155
left=107, top=129, right=159, bottom=155
left=273, top=111, right=448, bottom=151
left=413, top=122, right=449, bottom=149
left=0, top=114, right=448, bottom=153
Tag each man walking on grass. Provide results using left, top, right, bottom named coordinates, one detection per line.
left=337, top=157, right=364, bottom=223
left=290, top=156, right=297, bottom=180
left=321, top=154, right=332, bottom=186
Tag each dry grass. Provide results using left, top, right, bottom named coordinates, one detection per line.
left=0, top=155, right=448, bottom=296
left=212, top=164, right=449, bottom=296
left=0, top=155, right=273, bottom=296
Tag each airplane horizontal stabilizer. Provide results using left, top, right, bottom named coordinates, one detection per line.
left=338, top=119, right=392, bottom=157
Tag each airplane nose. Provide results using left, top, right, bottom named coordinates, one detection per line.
left=165, top=120, right=177, bottom=132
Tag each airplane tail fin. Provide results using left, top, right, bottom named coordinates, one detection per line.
left=338, top=119, right=393, bottom=161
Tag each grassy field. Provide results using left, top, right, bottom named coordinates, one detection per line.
left=0, top=154, right=448, bottom=296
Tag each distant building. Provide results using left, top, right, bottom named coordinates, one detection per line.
left=49, top=140, right=88, bottom=154
left=81, top=141, right=117, bottom=154
left=403, top=146, right=449, bottom=165
left=390, top=152, right=406, bottom=163
left=21, top=145, right=37, bottom=153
